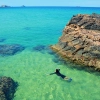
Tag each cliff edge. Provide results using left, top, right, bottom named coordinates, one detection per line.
left=51, top=13, right=100, bottom=71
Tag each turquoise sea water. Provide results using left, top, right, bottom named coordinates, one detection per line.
left=0, top=7, right=100, bottom=100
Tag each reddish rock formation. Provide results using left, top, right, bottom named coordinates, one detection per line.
left=51, top=13, right=100, bottom=71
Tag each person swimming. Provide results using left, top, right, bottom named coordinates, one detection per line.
left=49, top=69, right=72, bottom=82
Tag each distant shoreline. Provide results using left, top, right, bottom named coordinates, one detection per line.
left=0, top=6, right=100, bottom=8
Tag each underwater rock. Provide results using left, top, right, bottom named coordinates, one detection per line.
left=33, top=45, right=46, bottom=51
left=47, top=49, right=56, bottom=55
left=33, top=45, right=57, bottom=55
left=0, top=39, right=6, bottom=42
left=32, top=45, right=52, bottom=53
left=24, top=27, right=32, bottom=30
left=0, top=76, right=18, bottom=100
left=51, top=13, right=100, bottom=70
left=0, top=44, right=25, bottom=56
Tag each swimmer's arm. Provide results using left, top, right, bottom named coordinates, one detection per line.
left=46, top=72, right=56, bottom=75
left=49, top=72, right=56, bottom=75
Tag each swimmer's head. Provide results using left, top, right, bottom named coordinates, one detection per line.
left=56, top=69, right=60, bottom=71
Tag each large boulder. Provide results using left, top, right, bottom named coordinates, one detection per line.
left=0, top=44, right=25, bottom=56
left=51, top=13, right=100, bottom=71
left=0, top=76, right=18, bottom=100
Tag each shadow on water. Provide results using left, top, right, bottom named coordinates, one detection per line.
left=50, top=52, right=100, bottom=76
left=53, top=55, right=100, bottom=76
left=32, top=44, right=100, bottom=76
left=12, top=82, right=19, bottom=100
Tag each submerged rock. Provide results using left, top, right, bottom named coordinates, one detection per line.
left=0, top=44, right=25, bottom=56
left=33, top=45, right=55, bottom=54
left=33, top=45, right=46, bottom=52
left=24, top=27, right=31, bottom=30
left=0, top=39, right=6, bottom=42
left=0, top=76, right=18, bottom=100
left=51, top=13, right=100, bottom=71
left=33, top=45, right=56, bottom=56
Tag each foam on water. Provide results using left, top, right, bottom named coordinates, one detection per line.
left=0, top=7, right=100, bottom=100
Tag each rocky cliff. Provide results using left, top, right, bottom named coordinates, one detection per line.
left=51, top=13, right=100, bottom=71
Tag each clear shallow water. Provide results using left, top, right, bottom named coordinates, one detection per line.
left=0, top=7, right=100, bottom=100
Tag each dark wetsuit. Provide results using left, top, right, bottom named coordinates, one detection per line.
left=50, top=69, right=66, bottom=79
left=50, top=69, right=72, bottom=82
left=56, top=71, right=66, bottom=79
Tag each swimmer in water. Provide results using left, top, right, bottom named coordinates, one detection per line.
left=49, top=69, right=72, bottom=81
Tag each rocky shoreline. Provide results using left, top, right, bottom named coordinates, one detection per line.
left=51, top=13, right=100, bottom=71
